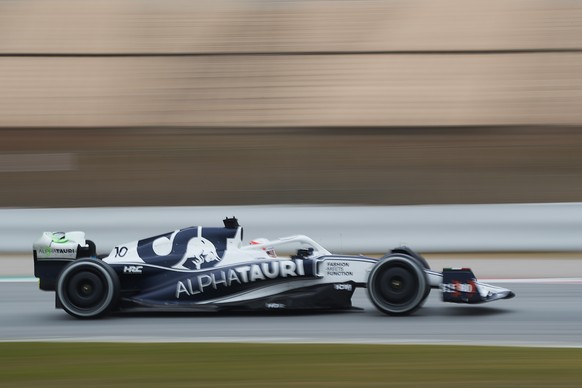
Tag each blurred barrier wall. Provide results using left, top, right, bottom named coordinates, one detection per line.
left=2, top=203, right=581, bottom=253
left=3, top=127, right=582, bottom=208
left=1, top=0, right=582, bottom=126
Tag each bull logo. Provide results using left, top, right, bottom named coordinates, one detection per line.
left=172, top=237, right=221, bottom=270
left=137, top=227, right=226, bottom=270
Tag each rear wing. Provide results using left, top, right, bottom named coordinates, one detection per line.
left=33, top=231, right=96, bottom=290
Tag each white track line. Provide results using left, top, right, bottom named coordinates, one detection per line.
left=0, top=277, right=37, bottom=282
left=1, top=337, right=581, bottom=348
left=2, top=277, right=582, bottom=284
left=481, top=278, right=582, bottom=284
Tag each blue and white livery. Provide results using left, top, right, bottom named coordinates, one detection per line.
left=33, top=217, right=514, bottom=319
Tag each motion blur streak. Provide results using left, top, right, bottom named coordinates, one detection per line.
left=2, top=127, right=582, bottom=207
left=0, top=153, right=75, bottom=172
left=1, top=1, right=582, bottom=208
left=1, top=0, right=582, bottom=128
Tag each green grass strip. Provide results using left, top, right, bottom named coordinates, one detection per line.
left=1, top=343, right=581, bottom=387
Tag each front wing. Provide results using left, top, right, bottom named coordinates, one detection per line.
left=428, top=268, right=515, bottom=304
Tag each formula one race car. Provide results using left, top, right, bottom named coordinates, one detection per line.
left=33, top=217, right=514, bottom=319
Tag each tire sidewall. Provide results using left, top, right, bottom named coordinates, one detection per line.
left=383, top=249, right=430, bottom=270
left=367, top=255, right=428, bottom=316
left=57, top=259, right=119, bottom=319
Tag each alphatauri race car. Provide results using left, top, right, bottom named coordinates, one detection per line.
left=33, top=217, right=514, bottom=319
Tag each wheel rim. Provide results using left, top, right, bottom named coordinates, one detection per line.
left=66, top=271, right=105, bottom=308
left=375, top=265, right=418, bottom=306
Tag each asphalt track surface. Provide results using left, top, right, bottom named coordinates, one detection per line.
left=2, top=254, right=580, bottom=346
left=1, top=281, right=581, bottom=347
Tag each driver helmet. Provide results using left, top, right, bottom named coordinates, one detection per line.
left=250, top=238, right=277, bottom=258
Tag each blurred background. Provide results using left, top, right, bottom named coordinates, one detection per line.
left=1, top=0, right=582, bottom=208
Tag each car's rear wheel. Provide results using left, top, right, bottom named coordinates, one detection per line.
left=367, top=256, right=428, bottom=316
left=57, top=259, right=119, bottom=319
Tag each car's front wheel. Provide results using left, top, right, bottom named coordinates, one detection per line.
left=367, top=255, right=428, bottom=316
left=56, top=259, right=119, bottom=319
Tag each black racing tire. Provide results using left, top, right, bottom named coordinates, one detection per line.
left=367, top=256, right=429, bottom=316
left=382, top=250, right=432, bottom=302
left=56, top=259, right=119, bottom=319
left=386, top=247, right=430, bottom=270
